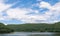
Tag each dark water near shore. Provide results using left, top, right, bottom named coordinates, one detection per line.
left=0, top=32, right=60, bottom=36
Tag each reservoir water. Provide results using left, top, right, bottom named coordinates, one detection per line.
left=0, top=32, right=60, bottom=36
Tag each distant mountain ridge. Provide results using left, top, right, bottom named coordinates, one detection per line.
left=7, top=22, right=60, bottom=32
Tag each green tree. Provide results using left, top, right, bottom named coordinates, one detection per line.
left=0, top=23, right=14, bottom=33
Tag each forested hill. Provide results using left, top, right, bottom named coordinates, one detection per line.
left=7, top=22, right=60, bottom=32
left=0, top=23, right=14, bottom=33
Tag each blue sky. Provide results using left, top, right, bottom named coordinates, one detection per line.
left=0, top=0, right=60, bottom=24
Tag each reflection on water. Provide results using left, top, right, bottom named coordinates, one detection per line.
left=29, top=34, right=52, bottom=36
left=0, top=32, right=60, bottom=36
left=54, top=34, right=60, bottom=36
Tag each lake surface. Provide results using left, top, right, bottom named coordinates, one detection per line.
left=0, top=32, right=60, bottom=36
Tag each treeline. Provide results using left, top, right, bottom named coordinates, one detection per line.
left=7, top=22, right=60, bottom=32
left=0, top=23, right=14, bottom=33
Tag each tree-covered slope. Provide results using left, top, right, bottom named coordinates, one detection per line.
left=0, top=23, right=14, bottom=33
left=7, top=22, right=60, bottom=32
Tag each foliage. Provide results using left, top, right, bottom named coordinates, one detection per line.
left=7, top=22, right=60, bottom=32
left=0, top=23, right=14, bottom=33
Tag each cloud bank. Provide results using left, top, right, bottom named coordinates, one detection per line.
left=0, top=0, right=60, bottom=24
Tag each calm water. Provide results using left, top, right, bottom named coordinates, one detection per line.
left=0, top=32, right=60, bottom=36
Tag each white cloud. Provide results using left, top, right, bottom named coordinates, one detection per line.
left=0, top=3, right=11, bottom=12
left=0, top=0, right=9, bottom=17
left=39, top=1, right=60, bottom=10
left=25, top=1, right=60, bottom=23
left=0, top=0, right=21, bottom=20
left=6, top=8, right=29, bottom=19
left=0, top=0, right=21, bottom=12
left=0, top=0, right=12, bottom=12
left=6, top=8, right=50, bottom=23
left=39, top=1, right=52, bottom=9
left=0, top=0, right=60, bottom=23
left=40, top=2, right=60, bottom=23
left=5, top=1, right=60, bottom=23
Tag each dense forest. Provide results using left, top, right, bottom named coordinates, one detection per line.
left=0, top=23, right=14, bottom=33
left=0, top=22, right=60, bottom=33
left=7, top=22, right=60, bottom=32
